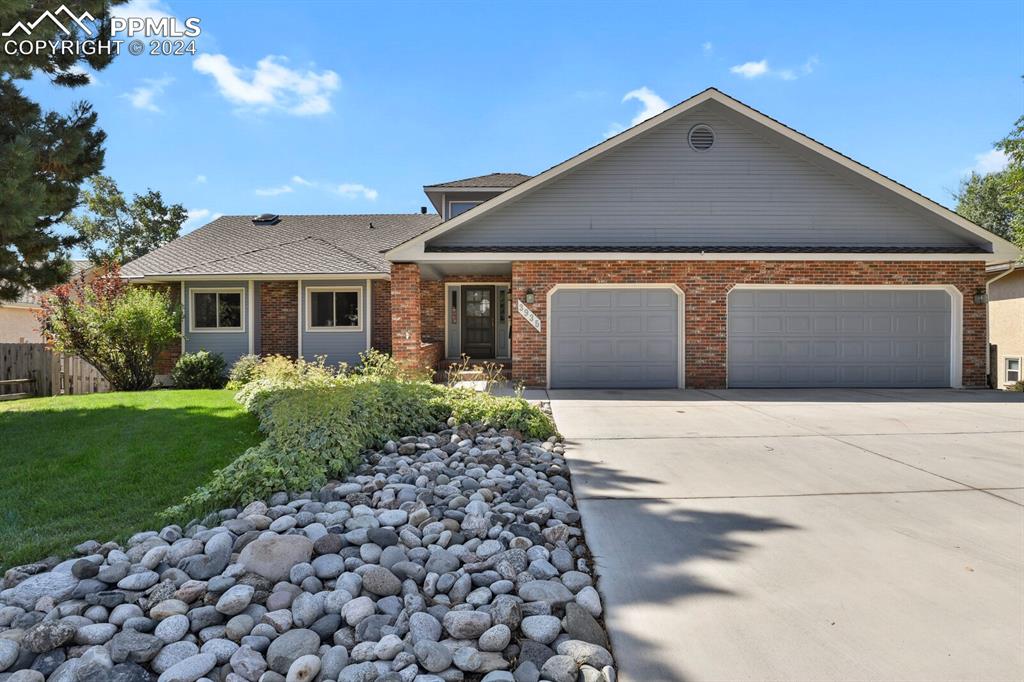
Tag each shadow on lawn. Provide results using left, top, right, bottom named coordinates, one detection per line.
left=565, top=454, right=799, bottom=682
left=0, top=394, right=262, bottom=570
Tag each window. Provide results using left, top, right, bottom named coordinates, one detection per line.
left=307, top=287, right=362, bottom=331
left=191, top=289, right=243, bottom=331
left=1007, top=357, right=1021, bottom=384
left=448, top=201, right=480, bottom=219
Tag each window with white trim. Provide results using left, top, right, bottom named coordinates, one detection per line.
left=307, top=288, right=362, bottom=331
left=191, top=290, right=243, bottom=330
left=1006, top=357, right=1021, bottom=384
left=448, top=201, right=480, bottom=219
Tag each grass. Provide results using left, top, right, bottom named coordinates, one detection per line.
left=0, top=389, right=262, bottom=570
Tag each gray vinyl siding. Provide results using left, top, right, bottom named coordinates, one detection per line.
left=183, top=281, right=250, bottom=367
left=445, top=284, right=510, bottom=359
left=430, top=101, right=977, bottom=250
left=299, top=279, right=370, bottom=369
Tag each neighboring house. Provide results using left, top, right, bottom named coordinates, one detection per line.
left=122, top=88, right=1019, bottom=389
left=0, top=260, right=93, bottom=343
left=987, top=262, right=1024, bottom=389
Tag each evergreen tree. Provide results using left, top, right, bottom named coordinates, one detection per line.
left=0, top=1, right=125, bottom=301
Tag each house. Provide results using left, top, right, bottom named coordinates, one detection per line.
left=987, top=261, right=1024, bottom=389
left=0, top=260, right=93, bottom=343
left=122, top=88, right=1019, bottom=389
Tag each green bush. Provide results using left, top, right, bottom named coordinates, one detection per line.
left=172, top=351, right=227, bottom=389
left=227, top=354, right=262, bottom=388
left=37, top=263, right=181, bottom=391
left=163, top=356, right=557, bottom=521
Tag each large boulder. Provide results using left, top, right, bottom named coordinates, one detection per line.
left=238, top=535, right=313, bottom=583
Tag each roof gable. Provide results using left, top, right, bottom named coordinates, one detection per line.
left=388, top=89, right=1018, bottom=262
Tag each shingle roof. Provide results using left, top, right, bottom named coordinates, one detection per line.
left=121, top=214, right=442, bottom=278
left=425, top=244, right=988, bottom=254
left=424, top=173, right=531, bottom=189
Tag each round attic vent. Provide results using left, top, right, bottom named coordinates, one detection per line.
left=688, top=124, right=715, bottom=151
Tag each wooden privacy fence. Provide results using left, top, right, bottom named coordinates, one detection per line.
left=0, top=343, right=110, bottom=399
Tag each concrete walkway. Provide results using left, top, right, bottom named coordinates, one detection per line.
left=550, top=388, right=1024, bottom=682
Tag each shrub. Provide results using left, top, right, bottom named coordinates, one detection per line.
left=164, top=356, right=558, bottom=520
left=37, top=263, right=181, bottom=391
left=165, top=379, right=449, bottom=519
left=227, top=354, right=262, bottom=388
left=172, top=351, right=227, bottom=389
left=1008, top=380, right=1024, bottom=392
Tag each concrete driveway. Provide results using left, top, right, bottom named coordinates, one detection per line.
left=549, top=388, right=1024, bottom=682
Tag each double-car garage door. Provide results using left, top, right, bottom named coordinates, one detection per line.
left=548, top=286, right=953, bottom=389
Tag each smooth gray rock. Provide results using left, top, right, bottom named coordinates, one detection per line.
left=109, top=630, right=165, bottom=663
left=155, top=614, right=190, bottom=644
left=0, top=639, right=19, bottom=672
left=0, top=572, right=77, bottom=609
left=555, top=640, right=613, bottom=669
left=265, top=629, right=320, bottom=674
left=518, top=580, right=573, bottom=605
left=443, top=610, right=492, bottom=639
left=156, top=652, right=216, bottom=682
left=285, top=653, right=320, bottom=682
left=564, top=602, right=609, bottom=649
left=413, top=640, right=452, bottom=673
left=539, top=655, right=578, bottom=682
left=152, top=641, right=200, bottom=674
left=228, top=645, right=267, bottom=681
left=359, top=566, right=401, bottom=597
left=237, top=536, right=313, bottom=583
left=215, top=585, right=254, bottom=615
left=479, top=624, right=512, bottom=652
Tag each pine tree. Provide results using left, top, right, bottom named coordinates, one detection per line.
left=0, top=1, right=125, bottom=301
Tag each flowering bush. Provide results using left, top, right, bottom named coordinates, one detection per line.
left=37, top=263, right=180, bottom=391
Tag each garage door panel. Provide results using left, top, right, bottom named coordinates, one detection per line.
left=728, top=288, right=951, bottom=388
left=551, top=288, right=679, bottom=388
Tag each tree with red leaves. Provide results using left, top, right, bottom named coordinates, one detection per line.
left=37, top=263, right=180, bottom=391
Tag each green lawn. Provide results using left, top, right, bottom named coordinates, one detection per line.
left=0, top=389, right=262, bottom=570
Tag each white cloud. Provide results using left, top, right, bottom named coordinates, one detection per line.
left=182, top=208, right=221, bottom=233
left=730, top=57, right=818, bottom=81
left=731, top=60, right=769, bottom=78
left=193, top=54, right=340, bottom=116
left=623, top=86, right=669, bottom=125
left=122, top=77, right=173, bottom=112
left=702, top=41, right=713, bottom=55
left=966, top=149, right=1009, bottom=175
left=335, top=183, right=379, bottom=201
left=194, top=174, right=207, bottom=183
left=254, top=184, right=294, bottom=196
left=603, top=86, right=669, bottom=138
left=291, top=175, right=315, bottom=187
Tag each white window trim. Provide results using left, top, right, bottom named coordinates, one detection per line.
left=447, top=200, right=481, bottom=220
left=1006, top=357, right=1021, bottom=384
left=305, top=286, right=364, bottom=333
left=188, top=287, right=246, bottom=333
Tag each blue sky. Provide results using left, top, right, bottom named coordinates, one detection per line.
left=18, top=0, right=1024, bottom=239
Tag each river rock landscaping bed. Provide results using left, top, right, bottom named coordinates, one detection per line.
left=0, top=420, right=615, bottom=682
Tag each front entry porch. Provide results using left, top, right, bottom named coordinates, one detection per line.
left=390, top=262, right=514, bottom=377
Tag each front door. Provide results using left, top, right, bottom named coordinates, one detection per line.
left=462, top=286, right=495, bottom=358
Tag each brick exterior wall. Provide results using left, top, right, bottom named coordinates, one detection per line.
left=259, top=281, right=298, bottom=357
left=153, top=282, right=181, bottom=375
left=390, top=263, right=423, bottom=370
left=421, top=280, right=445, bottom=344
left=510, top=260, right=988, bottom=389
left=371, top=279, right=392, bottom=353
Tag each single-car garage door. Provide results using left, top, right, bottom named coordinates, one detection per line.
left=728, top=288, right=952, bottom=388
left=550, top=287, right=680, bottom=388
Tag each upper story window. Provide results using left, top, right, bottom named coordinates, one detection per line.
left=448, top=201, right=480, bottom=219
left=307, top=287, right=362, bottom=332
left=191, top=289, right=243, bottom=331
